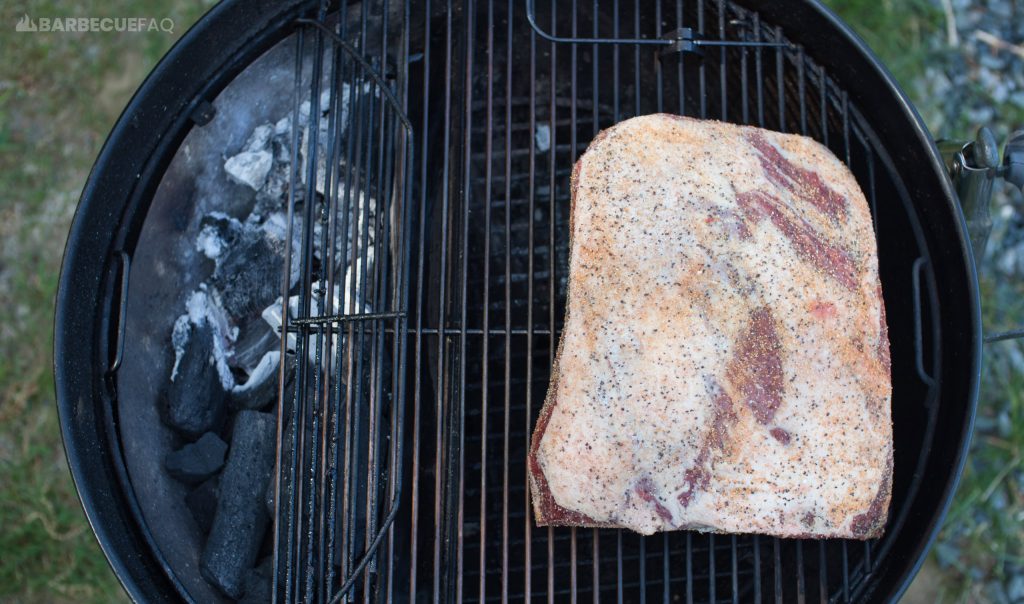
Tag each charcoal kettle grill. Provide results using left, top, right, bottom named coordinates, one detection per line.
left=54, top=0, right=1021, bottom=602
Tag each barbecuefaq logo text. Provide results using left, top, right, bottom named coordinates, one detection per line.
left=16, top=14, right=174, bottom=34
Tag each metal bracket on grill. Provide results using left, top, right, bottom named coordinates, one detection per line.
left=939, top=128, right=1001, bottom=257
left=288, top=310, right=407, bottom=332
left=660, top=27, right=701, bottom=55
left=941, top=127, right=1024, bottom=343
left=523, top=0, right=787, bottom=54
left=940, top=128, right=1024, bottom=259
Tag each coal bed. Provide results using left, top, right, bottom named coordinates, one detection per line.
left=114, top=29, right=379, bottom=603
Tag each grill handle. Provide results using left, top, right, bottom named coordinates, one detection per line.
left=940, top=128, right=1024, bottom=342
left=106, top=250, right=131, bottom=375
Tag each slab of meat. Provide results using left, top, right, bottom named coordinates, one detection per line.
left=528, top=114, right=892, bottom=538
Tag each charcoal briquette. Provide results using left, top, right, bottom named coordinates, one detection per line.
left=238, top=557, right=273, bottom=604
left=185, top=475, right=220, bottom=535
left=164, top=432, right=228, bottom=484
left=264, top=470, right=276, bottom=520
left=200, top=410, right=277, bottom=599
left=164, top=321, right=227, bottom=438
left=211, top=229, right=284, bottom=323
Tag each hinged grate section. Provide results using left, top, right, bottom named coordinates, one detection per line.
left=270, top=4, right=414, bottom=602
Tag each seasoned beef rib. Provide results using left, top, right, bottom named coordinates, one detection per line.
left=528, top=114, right=892, bottom=538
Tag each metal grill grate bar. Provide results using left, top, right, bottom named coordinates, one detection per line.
left=408, top=0, right=433, bottom=595
left=502, top=0, right=519, bottom=599
left=457, top=0, right=475, bottom=600
left=480, top=0, right=495, bottom=600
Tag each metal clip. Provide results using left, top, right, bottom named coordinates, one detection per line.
left=939, top=127, right=1024, bottom=261
left=660, top=27, right=701, bottom=56
left=938, top=128, right=1000, bottom=257
left=941, top=128, right=1024, bottom=343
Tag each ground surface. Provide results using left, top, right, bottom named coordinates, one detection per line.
left=0, top=1, right=1020, bottom=602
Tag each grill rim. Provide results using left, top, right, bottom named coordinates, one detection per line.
left=53, top=1, right=320, bottom=601
left=52, top=0, right=982, bottom=602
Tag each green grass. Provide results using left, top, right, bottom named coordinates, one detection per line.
left=825, top=0, right=943, bottom=94
left=0, top=1, right=208, bottom=601
left=827, top=0, right=1024, bottom=139
left=932, top=273, right=1024, bottom=602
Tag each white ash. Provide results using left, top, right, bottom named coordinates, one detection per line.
left=227, top=84, right=366, bottom=204
left=256, top=210, right=289, bottom=242
left=224, top=149, right=273, bottom=192
left=260, top=272, right=373, bottom=365
left=195, top=224, right=229, bottom=262
left=248, top=211, right=302, bottom=290
left=264, top=276, right=370, bottom=365
left=231, top=350, right=280, bottom=396
left=224, top=125, right=277, bottom=191
left=171, top=286, right=237, bottom=391
left=195, top=212, right=243, bottom=267
left=535, top=124, right=551, bottom=153
left=261, top=301, right=294, bottom=356
left=224, top=151, right=273, bottom=191
left=277, top=82, right=378, bottom=197
left=314, top=191, right=377, bottom=274
left=289, top=278, right=371, bottom=323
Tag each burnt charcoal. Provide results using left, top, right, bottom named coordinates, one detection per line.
left=230, top=351, right=294, bottom=411
left=201, top=410, right=277, bottom=599
left=211, top=228, right=284, bottom=323
left=232, top=318, right=279, bottom=375
left=224, top=124, right=274, bottom=191
left=264, top=471, right=276, bottom=520
left=196, top=213, right=243, bottom=265
left=252, top=132, right=293, bottom=210
left=164, top=432, right=227, bottom=484
left=164, top=322, right=227, bottom=438
left=238, top=557, right=273, bottom=604
left=185, top=475, right=220, bottom=535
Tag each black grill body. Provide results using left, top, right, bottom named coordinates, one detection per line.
left=54, top=0, right=980, bottom=602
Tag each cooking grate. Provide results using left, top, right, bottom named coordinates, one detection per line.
left=274, top=0, right=944, bottom=602
left=400, top=0, right=944, bottom=602
left=51, top=0, right=978, bottom=598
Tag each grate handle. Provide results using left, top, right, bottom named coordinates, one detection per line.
left=523, top=0, right=786, bottom=52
